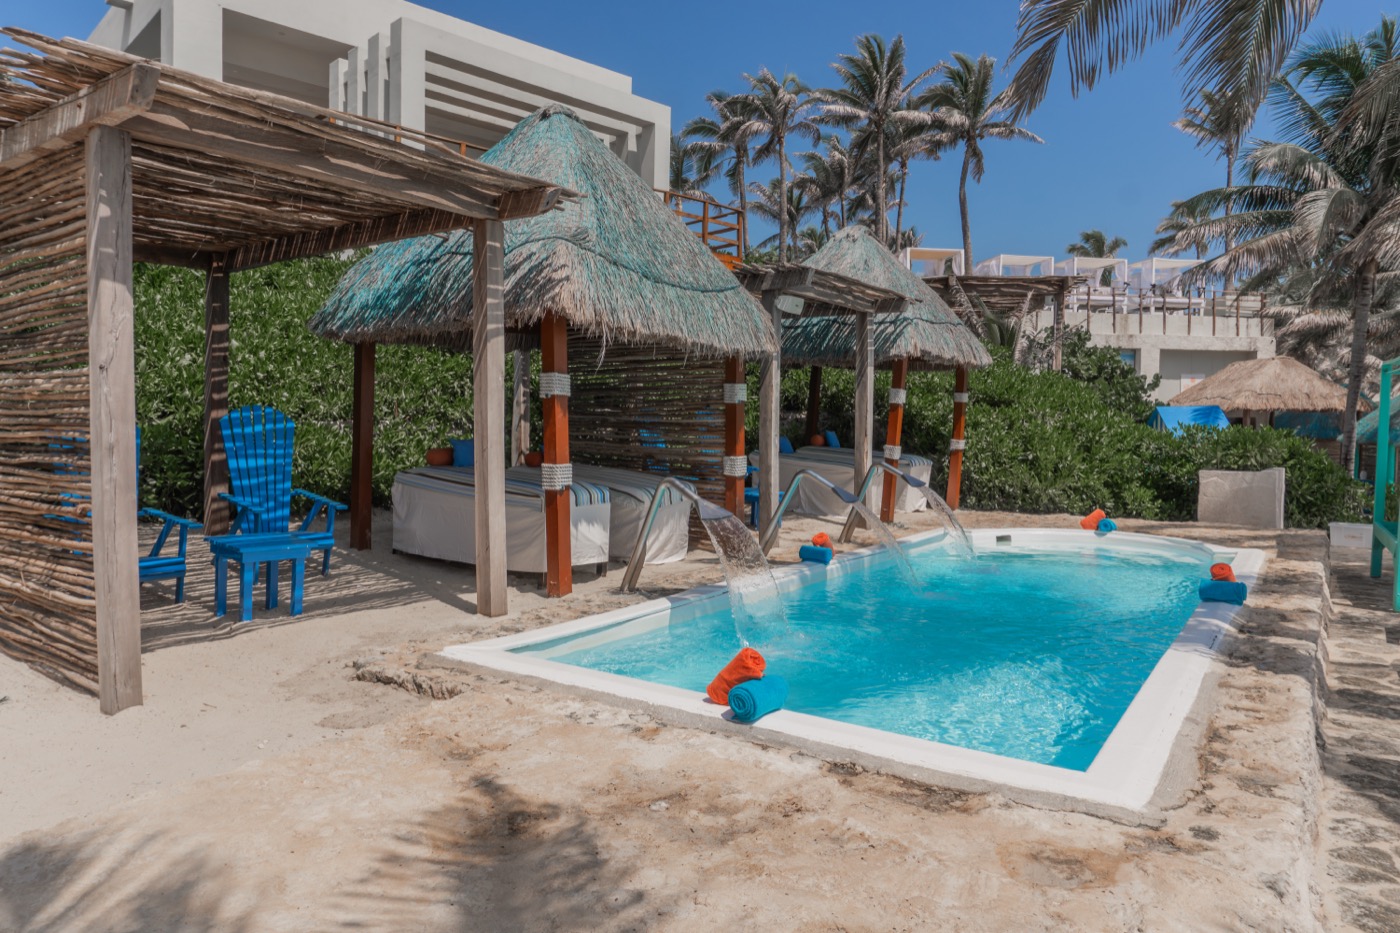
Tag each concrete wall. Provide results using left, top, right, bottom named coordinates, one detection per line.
left=87, top=0, right=670, bottom=186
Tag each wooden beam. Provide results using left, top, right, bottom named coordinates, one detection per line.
left=349, top=342, right=376, bottom=550
left=804, top=366, right=823, bottom=441
left=880, top=358, right=909, bottom=522
left=202, top=256, right=231, bottom=535
left=472, top=218, right=508, bottom=616
left=87, top=125, right=141, bottom=715
left=224, top=208, right=471, bottom=273
left=133, top=243, right=214, bottom=268
left=947, top=366, right=969, bottom=510
left=0, top=63, right=159, bottom=173
left=724, top=357, right=746, bottom=517
left=757, top=291, right=782, bottom=540
left=510, top=349, right=531, bottom=466
left=124, top=103, right=545, bottom=221
left=497, top=186, right=565, bottom=220
left=541, top=312, right=572, bottom=597
left=853, top=313, right=874, bottom=515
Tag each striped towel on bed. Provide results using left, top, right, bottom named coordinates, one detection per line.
left=792, top=446, right=933, bottom=468
left=395, top=466, right=610, bottom=509
left=568, top=464, right=695, bottom=507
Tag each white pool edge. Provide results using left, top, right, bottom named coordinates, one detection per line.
left=439, top=528, right=1265, bottom=819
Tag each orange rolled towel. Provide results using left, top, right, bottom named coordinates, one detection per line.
left=707, top=648, right=766, bottom=705
left=811, top=532, right=833, bottom=549
left=1080, top=509, right=1106, bottom=530
left=1210, top=562, right=1236, bottom=582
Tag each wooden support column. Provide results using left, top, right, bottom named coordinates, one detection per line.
left=947, top=366, right=969, bottom=510
left=853, top=313, right=874, bottom=514
left=1053, top=280, right=1068, bottom=371
left=87, top=125, right=141, bottom=714
left=202, top=255, right=231, bottom=534
left=723, top=357, right=747, bottom=516
left=510, top=348, right=531, bottom=465
left=880, top=358, right=909, bottom=522
left=349, top=342, right=376, bottom=550
left=472, top=218, right=508, bottom=617
left=757, top=291, right=782, bottom=539
left=540, top=311, right=572, bottom=597
left=804, top=366, right=823, bottom=441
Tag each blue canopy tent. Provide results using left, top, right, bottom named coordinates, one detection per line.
left=1273, top=411, right=1342, bottom=440
left=1148, top=406, right=1230, bottom=434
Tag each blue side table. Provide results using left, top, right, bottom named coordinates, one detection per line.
left=207, top=533, right=320, bottom=622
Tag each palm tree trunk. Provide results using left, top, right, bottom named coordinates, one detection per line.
left=1341, top=259, right=1379, bottom=475
left=958, top=147, right=973, bottom=273
left=777, top=136, right=788, bottom=264
left=894, top=157, right=908, bottom=245
left=737, top=152, right=749, bottom=255
left=1223, top=153, right=1235, bottom=290
left=875, top=130, right=887, bottom=246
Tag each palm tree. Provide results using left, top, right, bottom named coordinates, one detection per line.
left=1005, top=0, right=1321, bottom=119
left=748, top=177, right=816, bottom=254
left=814, top=34, right=939, bottom=247
left=732, top=70, right=820, bottom=263
left=1175, top=89, right=1257, bottom=261
left=1066, top=229, right=1128, bottom=284
left=1161, top=19, right=1400, bottom=472
left=794, top=137, right=855, bottom=238
left=1151, top=200, right=1217, bottom=258
left=682, top=90, right=761, bottom=252
left=922, top=53, right=1044, bottom=273
left=888, top=112, right=951, bottom=243
left=668, top=134, right=713, bottom=197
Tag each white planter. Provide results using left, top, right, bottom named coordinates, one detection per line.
left=1329, top=522, right=1372, bottom=549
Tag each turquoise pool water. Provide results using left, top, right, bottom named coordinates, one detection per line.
left=518, top=542, right=1212, bottom=770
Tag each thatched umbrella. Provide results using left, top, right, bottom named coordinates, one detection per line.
left=783, top=226, right=991, bottom=517
left=1169, top=356, right=1372, bottom=424
left=310, top=104, right=776, bottom=600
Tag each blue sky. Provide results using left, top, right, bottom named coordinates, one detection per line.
left=21, top=0, right=1390, bottom=262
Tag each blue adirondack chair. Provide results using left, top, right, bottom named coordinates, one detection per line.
left=137, top=427, right=202, bottom=603
left=218, top=406, right=345, bottom=577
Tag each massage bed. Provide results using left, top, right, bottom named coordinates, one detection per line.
left=568, top=464, right=695, bottom=564
left=748, top=446, right=935, bottom=520
left=391, top=465, right=610, bottom=574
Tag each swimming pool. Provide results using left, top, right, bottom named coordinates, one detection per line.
left=442, top=529, right=1264, bottom=815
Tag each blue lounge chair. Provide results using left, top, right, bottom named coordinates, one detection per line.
left=218, top=406, right=345, bottom=577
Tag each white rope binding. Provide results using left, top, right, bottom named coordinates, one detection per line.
left=723, top=382, right=748, bottom=404
left=539, top=372, right=571, bottom=398
left=540, top=462, right=573, bottom=490
left=953, top=392, right=969, bottom=404
left=949, top=439, right=967, bottom=451
left=883, top=445, right=902, bottom=462
left=723, top=455, right=749, bottom=478
left=888, top=388, right=907, bottom=406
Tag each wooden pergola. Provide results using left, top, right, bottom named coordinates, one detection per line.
left=0, top=32, right=570, bottom=713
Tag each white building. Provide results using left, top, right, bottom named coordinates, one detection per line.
left=88, top=0, right=670, bottom=186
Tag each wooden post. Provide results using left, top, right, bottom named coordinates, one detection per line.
left=853, top=313, right=874, bottom=513
left=880, top=358, right=909, bottom=522
left=87, top=125, right=141, bottom=714
left=349, top=342, right=375, bottom=550
left=540, top=311, right=572, bottom=597
left=804, top=366, right=823, bottom=441
left=202, top=255, right=231, bottom=535
left=947, top=366, right=969, bottom=510
left=510, top=348, right=531, bottom=465
left=723, top=357, right=747, bottom=517
left=472, top=218, right=508, bottom=617
left=1053, top=281, right=1067, bottom=371
left=758, top=290, right=782, bottom=539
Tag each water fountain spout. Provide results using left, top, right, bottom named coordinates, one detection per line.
left=839, top=462, right=973, bottom=557
left=758, top=469, right=860, bottom=556
left=620, top=477, right=729, bottom=593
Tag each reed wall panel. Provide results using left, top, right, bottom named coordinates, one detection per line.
left=568, top=338, right=727, bottom=543
left=0, top=148, right=98, bottom=693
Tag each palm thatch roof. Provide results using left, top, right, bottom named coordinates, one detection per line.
left=1169, top=356, right=1373, bottom=413
left=780, top=227, right=992, bottom=370
left=309, top=105, right=775, bottom=357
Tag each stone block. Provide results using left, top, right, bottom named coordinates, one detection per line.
left=1197, top=468, right=1285, bottom=529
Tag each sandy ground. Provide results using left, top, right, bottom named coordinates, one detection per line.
left=0, top=507, right=1356, bottom=930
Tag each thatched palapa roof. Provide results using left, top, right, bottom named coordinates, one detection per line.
left=780, top=227, right=992, bottom=370
left=1169, top=356, right=1372, bottom=414
left=309, top=105, right=775, bottom=357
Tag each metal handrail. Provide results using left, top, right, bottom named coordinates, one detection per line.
left=758, top=469, right=860, bottom=556
left=620, top=478, right=730, bottom=593
left=837, top=462, right=927, bottom=544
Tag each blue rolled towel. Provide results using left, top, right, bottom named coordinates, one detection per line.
left=1096, top=518, right=1117, bottom=533
left=728, top=675, right=789, bottom=723
left=1199, top=580, right=1247, bottom=604
left=798, top=545, right=833, bottom=564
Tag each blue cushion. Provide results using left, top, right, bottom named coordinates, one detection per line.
left=778, top=436, right=794, bottom=454
left=449, top=438, right=474, bottom=467
left=823, top=430, right=840, bottom=448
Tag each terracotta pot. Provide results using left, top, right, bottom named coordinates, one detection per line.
left=426, top=447, right=453, bottom=467
left=523, top=451, right=544, bottom=468
left=809, top=435, right=826, bottom=447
